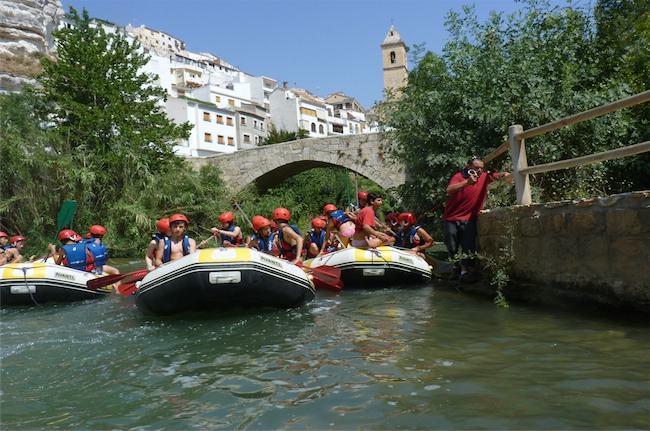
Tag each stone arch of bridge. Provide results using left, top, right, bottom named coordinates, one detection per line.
left=188, top=132, right=407, bottom=194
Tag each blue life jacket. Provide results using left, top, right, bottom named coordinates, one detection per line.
left=61, top=243, right=94, bottom=271
left=250, top=233, right=275, bottom=253
left=277, top=224, right=301, bottom=260
left=308, top=229, right=326, bottom=249
left=220, top=225, right=242, bottom=246
left=162, top=236, right=191, bottom=263
left=84, top=239, right=108, bottom=266
left=402, top=225, right=422, bottom=248
left=328, top=210, right=350, bottom=228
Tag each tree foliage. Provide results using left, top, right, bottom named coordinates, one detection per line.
left=379, top=0, right=649, bottom=217
left=262, top=124, right=309, bottom=145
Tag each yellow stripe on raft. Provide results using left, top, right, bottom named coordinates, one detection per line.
left=197, top=247, right=253, bottom=263
left=0, top=263, right=48, bottom=279
left=353, top=246, right=394, bottom=262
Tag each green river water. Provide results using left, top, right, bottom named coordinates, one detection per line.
left=1, top=258, right=649, bottom=430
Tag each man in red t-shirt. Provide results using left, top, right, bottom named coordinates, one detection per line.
left=444, top=157, right=510, bottom=281
left=351, top=192, right=395, bottom=248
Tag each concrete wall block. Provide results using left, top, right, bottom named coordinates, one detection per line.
left=541, top=212, right=568, bottom=234
left=569, top=210, right=604, bottom=234
left=609, top=237, right=648, bottom=279
left=605, top=208, right=644, bottom=236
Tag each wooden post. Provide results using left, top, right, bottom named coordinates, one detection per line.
left=509, top=124, right=531, bottom=205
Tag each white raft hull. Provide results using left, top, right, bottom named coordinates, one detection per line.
left=304, top=246, right=432, bottom=287
left=0, top=262, right=111, bottom=306
left=135, top=247, right=316, bottom=316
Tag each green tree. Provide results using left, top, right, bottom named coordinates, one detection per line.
left=37, top=7, right=192, bottom=210
left=262, top=124, right=309, bottom=145
left=379, top=0, right=647, bottom=214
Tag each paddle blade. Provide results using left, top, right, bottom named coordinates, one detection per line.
left=308, top=265, right=342, bottom=281
left=86, top=269, right=148, bottom=291
left=116, top=270, right=149, bottom=296
left=57, top=200, right=77, bottom=231
left=312, top=275, right=344, bottom=292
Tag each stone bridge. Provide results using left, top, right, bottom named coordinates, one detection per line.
left=188, top=132, right=406, bottom=193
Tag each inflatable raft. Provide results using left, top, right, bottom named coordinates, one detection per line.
left=303, top=246, right=432, bottom=287
left=0, top=261, right=113, bottom=306
left=135, top=247, right=316, bottom=316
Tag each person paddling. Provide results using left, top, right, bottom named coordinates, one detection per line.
left=0, top=231, right=10, bottom=265
left=48, top=230, right=95, bottom=272
left=203, top=212, right=243, bottom=247
left=322, top=204, right=355, bottom=252
left=397, top=212, right=435, bottom=256
left=155, top=213, right=196, bottom=266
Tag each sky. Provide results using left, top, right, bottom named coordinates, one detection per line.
left=63, top=0, right=580, bottom=109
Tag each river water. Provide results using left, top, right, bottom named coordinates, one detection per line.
left=1, top=259, right=649, bottom=430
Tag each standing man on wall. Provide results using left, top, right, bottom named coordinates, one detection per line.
left=444, top=156, right=511, bottom=282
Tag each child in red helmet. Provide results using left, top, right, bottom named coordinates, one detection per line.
left=48, top=230, right=95, bottom=272
left=0, top=231, right=9, bottom=265
left=146, top=218, right=171, bottom=271
left=305, top=217, right=327, bottom=259
left=4, top=235, right=26, bottom=264
left=204, top=211, right=242, bottom=247
left=398, top=212, right=435, bottom=255
left=272, top=207, right=303, bottom=265
left=155, top=214, right=196, bottom=265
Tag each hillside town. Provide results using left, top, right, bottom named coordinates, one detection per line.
left=56, top=13, right=409, bottom=157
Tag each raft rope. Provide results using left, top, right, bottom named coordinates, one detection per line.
left=21, top=266, right=42, bottom=307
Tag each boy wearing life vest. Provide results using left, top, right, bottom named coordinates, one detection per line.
left=247, top=215, right=280, bottom=255
left=4, top=235, right=26, bottom=264
left=397, top=212, right=435, bottom=256
left=84, top=224, right=120, bottom=275
left=305, top=217, right=327, bottom=259
left=272, top=207, right=303, bottom=265
left=155, top=213, right=196, bottom=266
left=207, top=212, right=243, bottom=247
left=48, top=230, right=95, bottom=272
left=350, top=193, right=395, bottom=249
left=322, top=204, right=355, bottom=252
left=146, top=218, right=170, bottom=271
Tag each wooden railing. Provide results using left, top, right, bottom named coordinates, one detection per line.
left=484, top=90, right=650, bottom=205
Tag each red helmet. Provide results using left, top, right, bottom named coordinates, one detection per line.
left=90, top=225, right=107, bottom=235
left=272, top=207, right=290, bottom=222
left=58, top=229, right=78, bottom=242
left=0, top=231, right=8, bottom=238
left=169, top=213, right=189, bottom=225
left=84, top=232, right=92, bottom=239
left=323, top=204, right=337, bottom=214
left=252, top=215, right=271, bottom=231
left=385, top=212, right=399, bottom=223
left=358, top=191, right=368, bottom=201
left=219, top=212, right=234, bottom=224
left=311, top=217, right=326, bottom=229
left=156, top=218, right=170, bottom=233
left=398, top=212, right=417, bottom=225
left=10, top=235, right=26, bottom=244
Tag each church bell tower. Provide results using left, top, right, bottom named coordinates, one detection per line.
left=381, top=24, right=408, bottom=99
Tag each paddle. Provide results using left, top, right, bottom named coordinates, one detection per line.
left=297, top=262, right=343, bottom=292
left=43, top=200, right=77, bottom=263
left=86, top=269, right=148, bottom=291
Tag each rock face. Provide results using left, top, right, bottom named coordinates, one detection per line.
left=0, top=0, right=63, bottom=92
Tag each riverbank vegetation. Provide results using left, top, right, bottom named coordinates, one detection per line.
left=1, top=1, right=648, bottom=260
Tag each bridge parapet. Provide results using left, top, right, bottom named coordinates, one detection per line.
left=187, top=132, right=406, bottom=193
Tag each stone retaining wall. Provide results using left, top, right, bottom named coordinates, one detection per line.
left=477, top=190, right=650, bottom=313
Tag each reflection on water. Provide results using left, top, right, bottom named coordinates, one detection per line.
left=1, top=274, right=649, bottom=430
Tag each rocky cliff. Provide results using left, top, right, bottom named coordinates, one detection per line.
left=0, top=0, right=63, bottom=92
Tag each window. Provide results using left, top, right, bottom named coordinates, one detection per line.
left=227, top=137, right=234, bottom=146
left=215, top=96, right=221, bottom=103
left=253, top=120, right=258, bottom=129
left=300, top=107, right=317, bottom=117
left=218, top=135, right=225, bottom=144
left=254, top=136, right=259, bottom=144
left=390, top=51, right=396, bottom=64
left=319, top=125, right=324, bottom=134
left=243, top=134, right=250, bottom=143
left=226, top=117, right=233, bottom=126
left=228, top=99, right=235, bottom=106
left=240, top=117, right=247, bottom=126
left=203, top=112, right=210, bottom=121
left=260, top=122, right=264, bottom=131
left=204, top=133, right=212, bottom=142
left=216, top=115, right=223, bottom=124
left=311, top=123, right=316, bottom=132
